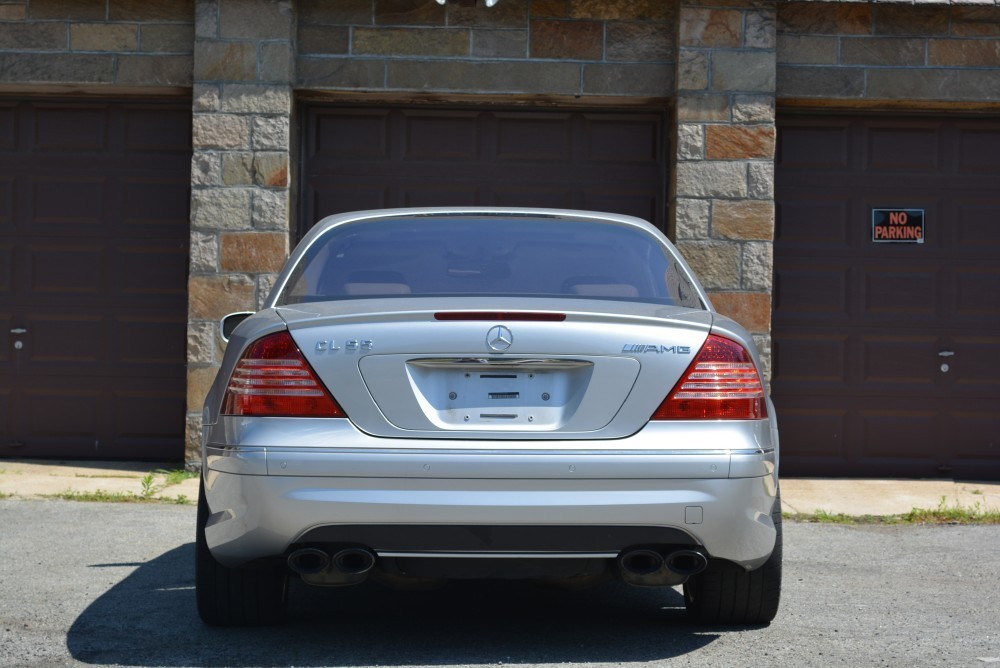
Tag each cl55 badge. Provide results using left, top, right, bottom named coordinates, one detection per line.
left=622, top=344, right=692, bottom=354
left=316, top=339, right=374, bottom=352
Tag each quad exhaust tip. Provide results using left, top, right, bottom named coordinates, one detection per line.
left=618, top=548, right=708, bottom=586
left=288, top=547, right=376, bottom=585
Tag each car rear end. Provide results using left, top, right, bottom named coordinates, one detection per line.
left=196, top=209, right=780, bottom=626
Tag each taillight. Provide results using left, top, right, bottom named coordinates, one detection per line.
left=221, top=331, right=345, bottom=417
left=652, top=334, right=767, bottom=420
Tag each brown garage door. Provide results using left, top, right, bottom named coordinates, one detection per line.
left=0, top=99, right=191, bottom=461
left=773, top=114, right=1000, bottom=479
left=300, top=106, right=667, bottom=237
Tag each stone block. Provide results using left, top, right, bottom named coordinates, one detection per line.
left=0, top=53, right=115, bottom=84
left=220, top=231, right=288, bottom=272
left=185, top=413, right=203, bottom=464
left=253, top=152, right=289, bottom=187
left=141, top=24, right=196, bottom=53
left=747, top=161, right=774, bottom=199
left=0, top=23, right=67, bottom=50
left=354, top=27, right=470, bottom=57
left=196, top=0, right=217, bottom=39
left=257, top=273, right=279, bottom=307
left=706, top=125, right=775, bottom=160
left=29, top=0, right=103, bottom=20
left=673, top=197, right=711, bottom=240
left=111, top=0, right=194, bottom=22
left=190, top=230, right=219, bottom=272
left=866, top=68, right=960, bottom=100
left=741, top=241, right=773, bottom=291
left=530, top=20, right=603, bottom=60
left=929, top=39, right=1000, bottom=68
left=675, top=161, right=747, bottom=198
left=583, top=63, right=673, bottom=96
left=733, top=95, right=775, bottom=123
left=187, top=364, right=220, bottom=412
left=222, top=152, right=254, bottom=185
left=387, top=60, right=580, bottom=95
left=0, top=4, right=26, bottom=20
left=531, top=0, right=568, bottom=19
left=472, top=29, right=528, bottom=59
left=298, top=26, right=350, bottom=55
left=746, top=9, right=775, bottom=49
left=677, top=123, right=705, bottom=160
left=951, top=8, right=1000, bottom=37
left=194, top=40, right=256, bottom=81
left=713, top=199, right=774, bottom=240
left=259, top=42, right=294, bottom=82
left=570, top=0, right=670, bottom=22
left=874, top=6, right=948, bottom=37
left=71, top=24, right=138, bottom=52
left=679, top=9, right=742, bottom=49
left=777, top=3, right=871, bottom=36
left=678, top=49, right=709, bottom=91
left=451, top=0, right=528, bottom=28
left=188, top=273, right=256, bottom=320
left=607, top=22, right=673, bottom=63
left=709, top=290, right=771, bottom=333
left=252, top=116, right=290, bottom=150
left=186, top=320, right=218, bottom=365
left=675, top=240, right=741, bottom=289
left=676, top=94, right=730, bottom=122
left=954, top=69, right=1000, bottom=100
left=193, top=83, right=221, bottom=112
left=712, top=51, right=775, bottom=93
left=193, top=113, right=251, bottom=150
left=777, top=35, right=838, bottom=65
left=191, top=152, right=222, bottom=186
left=375, top=0, right=445, bottom=26
left=776, top=65, right=864, bottom=98
left=117, top=55, right=193, bottom=86
left=299, top=0, right=371, bottom=25
left=191, top=187, right=254, bottom=230
left=842, top=37, right=926, bottom=66
left=220, top=0, right=293, bottom=40
left=252, top=189, right=289, bottom=230
left=221, top=84, right=291, bottom=114
left=297, top=56, right=386, bottom=89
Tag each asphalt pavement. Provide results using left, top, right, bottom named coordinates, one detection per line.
left=1, top=458, right=999, bottom=516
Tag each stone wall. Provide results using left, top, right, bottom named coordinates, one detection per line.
left=671, top=0, right=777, bottom=377
left=296, top=0, right=675, bottom=96
left=0, top=0, right=193, bottom=86
left=778, top=3, right=1000, bottom=102
left=185, top=0, right=296, bottom=459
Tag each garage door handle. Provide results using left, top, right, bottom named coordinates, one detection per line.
left=10, top=328, right=27, bottom=334
left=938, top=351, right=955, bottom=357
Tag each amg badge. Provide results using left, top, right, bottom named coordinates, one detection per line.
left=622, top=344, right=692, bottom=354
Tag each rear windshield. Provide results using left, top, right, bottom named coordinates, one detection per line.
left=276, top=215, right=702, bottom=308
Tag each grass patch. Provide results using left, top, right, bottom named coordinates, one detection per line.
left=154, top=468, right=199, bottom=487
left=787, top=496, right=1000, bottom=525
left=45, top=489, right=193, bottom=505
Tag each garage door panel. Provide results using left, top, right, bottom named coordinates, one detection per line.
left=121, top=179, right=191, bottom=229
left=771, top=407, right=849, bottom=459
left=22, top=314, right=103, bottom=366
left=311, top=179, right=390, bottom=215
left=585, top=117, right=661, bottom=163
left=403, top=113, right=480, bottom=161
left=956, top=124, right=1000, bottom=173
left=776, top=123, right=851, bottom=170
left=775, top=114, right=1000, bottom=478
left=25, top=388, right=103, bottom=438
left=773, top=333, right=848, bottom=384
left=114, top=244, right=188, bottom=300
left=584, top=192, right=659, bottom=225
left=402, top=183, right=480, bottom=207
left=33, top=106, right=108, bottom=152
left=313, top=112, right=390, bottom=159
left=0, top=245, right=11, bottom=295
left=496, top=115, right=572, bottom=162
left=0, top=178, right=11, bottom=224
left=0, top=105, right=14, bottom=149
left=113, top=317, right=187, bottom=367
left=492, top=186, right=573, bottom=210
left=31, top=178, right=106, bottom=229
left=864, top=124, right=941, bottom=173
left=123, top=107, right=191, bottom=153
left=114, top=391, right=186, bottom=441
left=776, top=198, right=850, bottom=248
left=25, top=244, right=103, bottom=296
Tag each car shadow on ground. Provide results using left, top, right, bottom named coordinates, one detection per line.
left=69, top=544, right=721, bottom=666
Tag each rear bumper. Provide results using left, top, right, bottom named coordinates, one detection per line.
left=203, top=459, right=777, bottom=571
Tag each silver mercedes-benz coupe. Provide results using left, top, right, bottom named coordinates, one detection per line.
left=196, top=208, right=781, bottom=626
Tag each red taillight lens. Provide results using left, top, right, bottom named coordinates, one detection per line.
left=652, top=334, right=768, bottom=420
left=221, top=331, right=345, bottom=417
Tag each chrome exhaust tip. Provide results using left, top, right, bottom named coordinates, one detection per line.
left=287, top=547, right=330, bottom=575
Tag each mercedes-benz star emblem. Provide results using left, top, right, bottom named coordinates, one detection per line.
left=486, top=325, right=513, bottom=352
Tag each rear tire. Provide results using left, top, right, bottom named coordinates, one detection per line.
left=683, top=489, right=782, bottom=625
left=195, top=479, right=288, bottom=626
